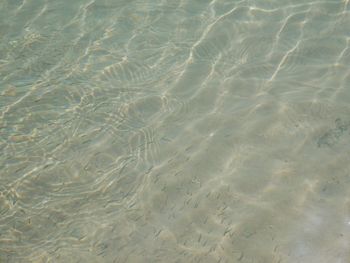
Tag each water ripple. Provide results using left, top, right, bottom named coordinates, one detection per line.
left=1, top=0, right=350, bottom=262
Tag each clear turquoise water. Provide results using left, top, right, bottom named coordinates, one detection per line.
left=1, top=0, right=350, bottom=262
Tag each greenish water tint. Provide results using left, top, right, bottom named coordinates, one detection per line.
left=1, top=0, right=350, bottom=262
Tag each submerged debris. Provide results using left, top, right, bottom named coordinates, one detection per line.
left=317, top=118, right=350, bottom=147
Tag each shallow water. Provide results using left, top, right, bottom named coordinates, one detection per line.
left=1, top=0, right=350, bottom=262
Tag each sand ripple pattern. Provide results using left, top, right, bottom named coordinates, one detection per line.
left=1, top=0, right=350, bottom=262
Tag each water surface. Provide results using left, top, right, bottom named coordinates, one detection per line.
left=1, top=0, right=350, bottom=262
